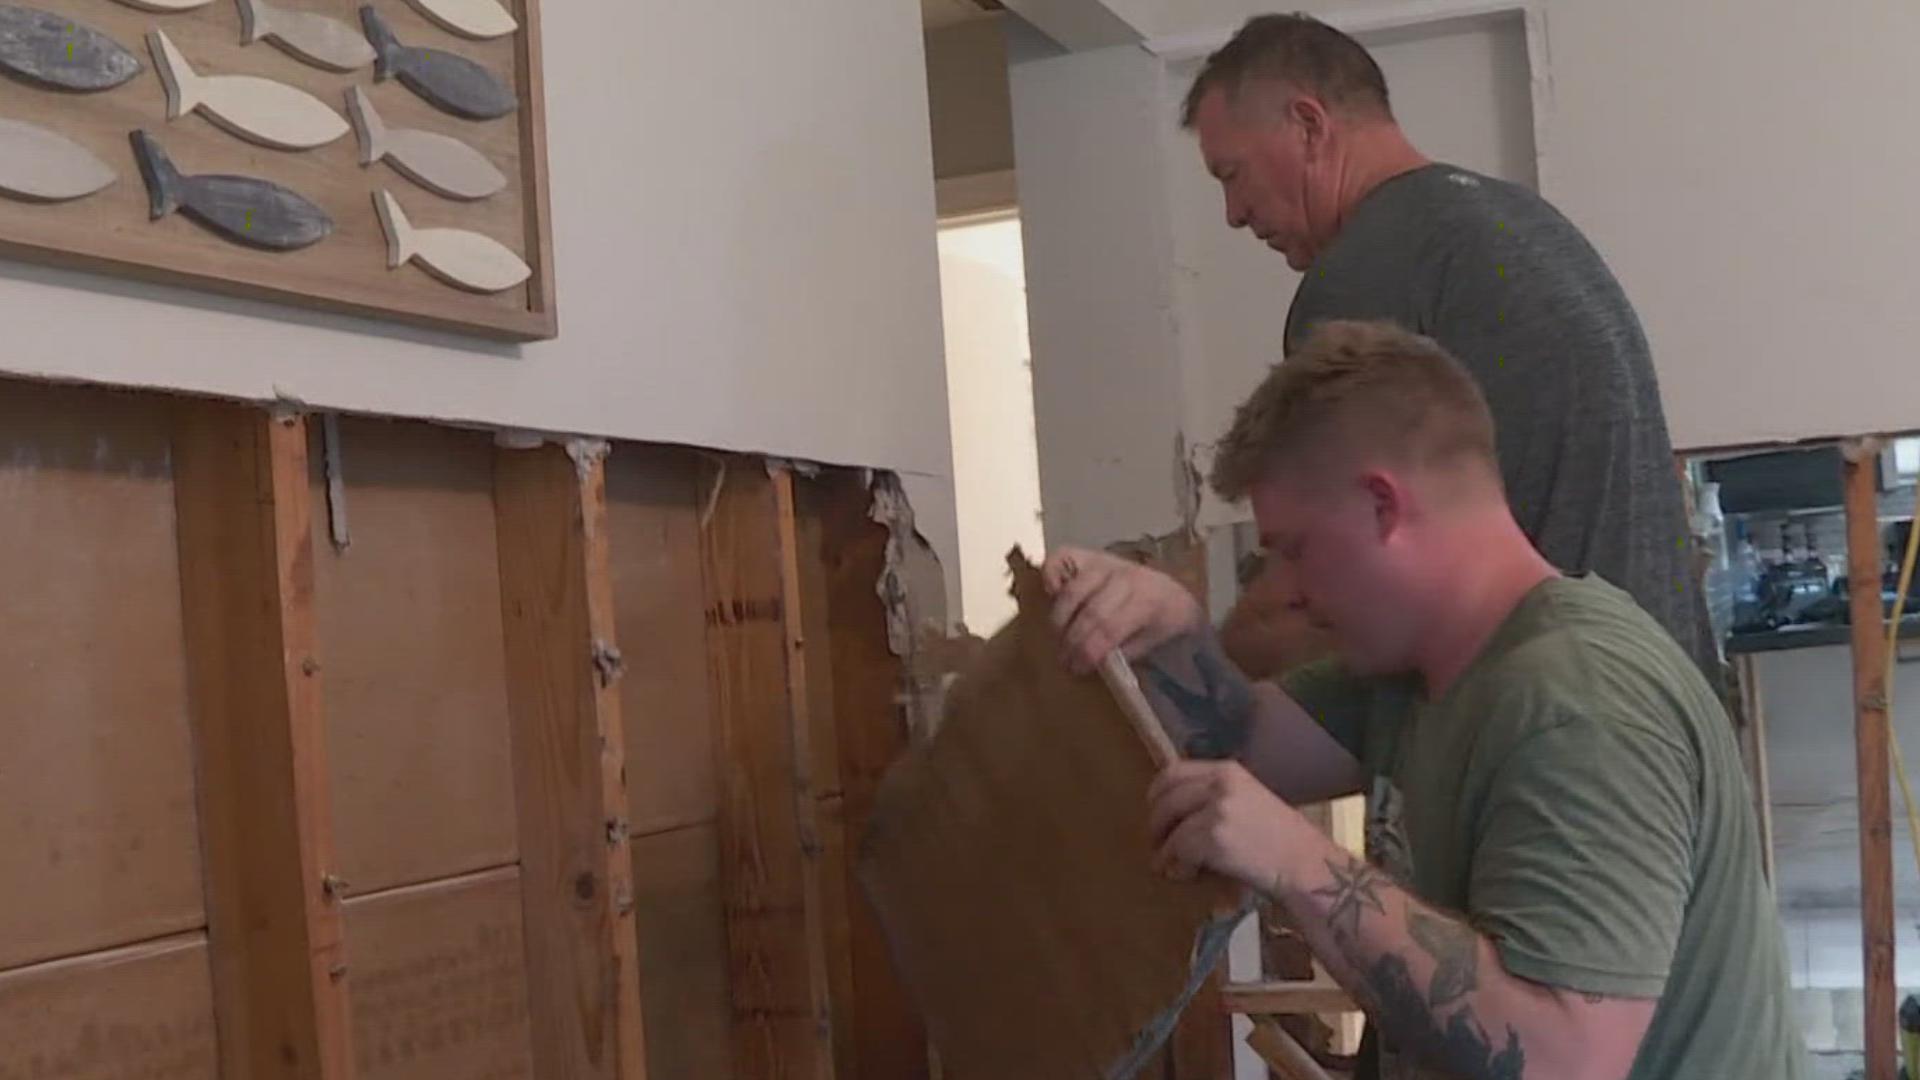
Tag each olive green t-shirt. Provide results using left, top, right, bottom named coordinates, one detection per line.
left=1286, top=576, right=1804, bottom=1079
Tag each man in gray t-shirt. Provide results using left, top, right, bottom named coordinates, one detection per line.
left=1186, top=15, right=1716, bottom=681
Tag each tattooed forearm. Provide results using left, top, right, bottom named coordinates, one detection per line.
left=1292, top=854, right=1528, bottom=1080
left=1409, top=910, right=1480, bottom=1007
left=1311, top=858, right=1388, bottom=941
left=1364, top=953, right=1526, bottom=1080
left=1142, top=631, right=1255, bottom=759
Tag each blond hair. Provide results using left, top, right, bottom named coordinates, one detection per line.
left=1209, top=320, right=1499, bottom=500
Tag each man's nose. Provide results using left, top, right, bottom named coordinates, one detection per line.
left=1267, top=561, right=1310, bottom=609
left=1224, top=192, right=1248, bottom=230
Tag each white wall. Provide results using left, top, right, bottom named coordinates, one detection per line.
left=0, top=0, right=960, bottom=572
left=938, top=216, right=1046, bottom=633
left=1010, top=40, right=1192, bottom=547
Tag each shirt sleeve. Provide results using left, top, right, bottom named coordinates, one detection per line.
left=1469, top=713, right=1697, bottom=999
left=1280, top=659, right=1375, bottom=763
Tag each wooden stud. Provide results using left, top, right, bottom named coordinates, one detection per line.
left=494, top=438, right=649, bottom=1080
left=171, top=401, right=351, bottom=1080
left=1221, top=980, right=1358, bottom=1017
left=701, top=459, right=835, bottom=1079
left=1843, top=438, right=1896, bottom=1080
left=802, top=471, right=930, bottom=1079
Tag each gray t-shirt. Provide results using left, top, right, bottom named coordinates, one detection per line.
left=1285, top=164, right=1716, bottom=678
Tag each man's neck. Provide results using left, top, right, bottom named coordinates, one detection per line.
left=1410, top=517, right=1559, bottom=699
left=1330, top=126, right=1432, bottom=233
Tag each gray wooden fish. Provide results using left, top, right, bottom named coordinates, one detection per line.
left=360, top=4, right=515, bottom=121
left=131, top=130, right=332, bottom=251
left=0, top=6, right=141, bottom=92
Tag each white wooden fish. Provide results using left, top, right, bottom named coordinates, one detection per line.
left=110, top=0, right=215, bottom=11
left=404, top=0, right=517, bottom=41
left=347, top=87, right=504, bottom=201
left=374, top=189, right=528, bottom=293
left=148, top=29, right=347, bottom=150
left=0, top=118, right=114, bottom=201
left=237, top=0, right=374, bottom=72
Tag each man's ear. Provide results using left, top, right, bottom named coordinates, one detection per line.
left=1288, top=95, right=1331, bottom=152
left=1360, top=470, right=1404, bottom=542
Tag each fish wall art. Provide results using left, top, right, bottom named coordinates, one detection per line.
left=347, top=87, right=504, bottom=200
left=150, top=29, right=348, bottom=150
left=374, top=188, right=528, bottom=293
left=132, top=130, right=333, bottom=251
left=0, top=6, right=141, bottom=92
left=404, top=0, right=516, bottom=41
left=237, top=0, right=374, bottom=72
left=109, top=0, right=214, bottom=11
left=0, top=118, right=115, bottom=201
left=361, top=5, right=515, bottom=121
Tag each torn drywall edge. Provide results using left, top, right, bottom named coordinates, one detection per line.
left=564, top=437, right=610, bottom=485
left=764, top=456, right=824, bottom=480
left=493, top=427, right=546, bottom=451
left=1174, top=431, right=1204, bottom=539
left=321, top=413, right=350, bottom=553
left=870, top=470, right=981, bottom=740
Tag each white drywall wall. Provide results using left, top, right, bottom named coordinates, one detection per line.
left=1010, top=39, right=1192, bottom=547
left=0, top=0, right=960, bottom=575
left=938, top=216, right=1047, bottom=634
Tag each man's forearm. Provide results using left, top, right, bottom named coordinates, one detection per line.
left=1141, top=629, right=1364, bottom=803
left=1139, top=628, right=1256, bottom=760
left=1268, top=827, right=1605, bottom=1080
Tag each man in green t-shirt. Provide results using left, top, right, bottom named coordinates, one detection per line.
left=1045, top=320, right=1803, bottom=1079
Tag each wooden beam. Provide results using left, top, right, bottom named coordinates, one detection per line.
left=701, top=459, right=835, bottom=1079
left=172, top=402, right=351, bottom=1080
left=494, top=438, right=649, bottom=1080
left=803, top=471, right=930, bottom=1079
left=1221, top=980, right=1358, bottom=1017
left=1843, top=438, right=1897, bottom=1080
left=1245, top=1018, right=1334, bottom=1080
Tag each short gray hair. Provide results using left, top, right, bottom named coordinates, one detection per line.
left=1181, top=14, right=1392, bottom=129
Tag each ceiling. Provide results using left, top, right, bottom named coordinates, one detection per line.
left=922, top=0, right=1000, bottom=31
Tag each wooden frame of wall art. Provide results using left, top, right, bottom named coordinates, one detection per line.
left=0, top=0, right=556, bottom=341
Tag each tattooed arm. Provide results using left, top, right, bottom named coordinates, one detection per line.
left=1147, top=761, right=1658, bottom=1080
left=1041, top=546, right=1365, bottom=803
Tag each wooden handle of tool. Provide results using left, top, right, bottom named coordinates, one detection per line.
left=1098, top=650, right=1181, bottom=769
